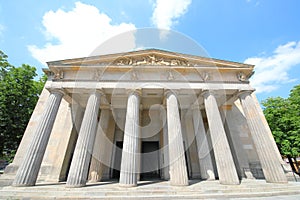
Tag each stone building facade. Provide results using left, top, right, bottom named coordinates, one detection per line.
left=4, top=49, right=290, bottom=187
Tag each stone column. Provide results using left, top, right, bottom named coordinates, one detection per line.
left=192, top=106, right=215, bottom=180
left=88, top=109, right=110, bottom=182
left=203, top=91, right=239, bottom=185
left=219, top=105, right=254, bottom=179
left=66, top=91, right=102, bottom=187
left=239, top=91, right=287, bottom=183
left=165, top=90, right=189, bottom=186
left=12, top=90, right=64, bottom=186
left=119, top=90, right=141, bottom=187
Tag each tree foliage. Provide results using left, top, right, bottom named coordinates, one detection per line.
left=262, top=85, right=300, bottom=173
left=0, top=50, right=45, bottom=161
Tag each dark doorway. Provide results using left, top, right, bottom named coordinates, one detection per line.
left=112, top=141, right=123, bottom=179
left=183, top=141, right=191, bottom=179
left=141, top=141, right=160, bottom=180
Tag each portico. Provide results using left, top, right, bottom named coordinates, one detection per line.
left=5, top=49, right=289, bottom=187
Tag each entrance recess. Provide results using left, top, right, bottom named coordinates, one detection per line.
left=141, top=141, right=160, bottom=180
left=112, top=141, right=123, bottom=179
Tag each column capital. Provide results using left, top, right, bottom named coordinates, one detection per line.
left=238, top=90, right=254, bottom=99
left=48, top=88, right=66, bottom=96
left=126, top=89, right=142, bottom=97
left=77, top=89, right=105, bottom=97
left=95, top=89, right=105, bottom=95
left=164, top=89, right=178, bottom=98
left=201, top=90, right=216, bottom=98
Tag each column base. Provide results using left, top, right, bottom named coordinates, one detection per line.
left=65, top=183, right=86, bottom=188
left=88, top=180, right=98, bottom=183
left=219, top=180, right=240, bottom=185
left=265, top=180, right=288, bottom=184
left=11, top=183, right=35, bottom=187
left=170, top=182, right=189, bottom=186
left=119, top=183, right=137, bottom=187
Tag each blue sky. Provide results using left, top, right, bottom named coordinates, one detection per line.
left=0, top=0, right=300, bottom=102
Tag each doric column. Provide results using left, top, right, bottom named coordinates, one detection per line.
left=119, top=90, right=141, bottom=187
left=202, top=91, right=239, bottom=185
left=66, top=91, right=102, bottom=187
left=12, top=90, right=64, bottom=186
left=219, top=105, right=254, bottom=179
left=192, top=105, right=215, bottom=180
left=88, top=109, right=110, bottom=182
left=165, top=90, right=189, bottom=186
left=239, top=91, right=287, bottom=183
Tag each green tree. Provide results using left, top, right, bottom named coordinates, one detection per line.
left=262, top=86, right=300, bottom=175
left=0, top=50, right=45, bottom=162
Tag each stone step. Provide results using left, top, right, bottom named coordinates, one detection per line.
left=1, top=187, right=300, bottom=199
left=1, top=180, right=300, bottom=199
left=1, top=190, right=300, bottom=200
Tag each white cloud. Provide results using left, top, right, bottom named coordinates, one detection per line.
left=151, top=0, right=192, bottom=39
left=28, top=2, right=136, bottom=65
left=245, top=41, right=300, bottom=93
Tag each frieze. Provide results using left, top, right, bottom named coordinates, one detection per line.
left=130, top=70, right=138, bottom=80
left=93, top=69, right=104, bottom=81
left=200, top=72, right=210, bottom=81
left=167, top=70, right=175, bottom=80
left=237, top=72, right=247, bottom=82
left=53, top=70, right=64, bottom=79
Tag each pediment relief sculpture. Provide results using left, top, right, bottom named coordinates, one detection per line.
left=113, top=54, right=190, bottom=66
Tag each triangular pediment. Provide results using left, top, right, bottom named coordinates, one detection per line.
left=47, top=49, right=254, bottom=69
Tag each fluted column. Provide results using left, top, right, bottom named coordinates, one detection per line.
left=203, top=91, right=239, bottom=185
left=239, top=91, right=287, bottom=183
left=12, top=90, right=64, bottom=186
left=66, top=91, right=102, bottom=187
left=165, top=90, right=189, bottom=186
left=88, top=109, right=110, bottom=182
left=119, top=90, right=141, bottom=187
left=192, top=106, right=215, bottom=180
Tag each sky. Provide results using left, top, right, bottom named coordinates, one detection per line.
left=0, top=0, right=300, bottom=102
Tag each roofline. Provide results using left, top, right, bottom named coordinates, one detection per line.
left=46, top=48, right=254, bottom=68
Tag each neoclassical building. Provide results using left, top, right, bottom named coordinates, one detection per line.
left=4, top=49, right=291, bottom=187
